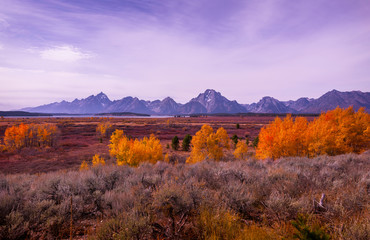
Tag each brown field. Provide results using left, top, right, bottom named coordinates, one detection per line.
left=0, top=115, right=304, bottom=174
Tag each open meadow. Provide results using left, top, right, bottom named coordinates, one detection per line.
left=0, top=114, right=368, bottom=239
left=0, top=116, right=283, bottom=174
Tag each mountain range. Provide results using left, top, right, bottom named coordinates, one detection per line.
left=21, top=89, right=370, bottom=115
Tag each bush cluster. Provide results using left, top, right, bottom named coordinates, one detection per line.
left=96, top=121, right=113, bottom=139
left=109, top=130, right=163, bottom=166
left=257, top=107, right=370, bottom=159
left=0, top=152, right=368, bottom=239
left=1, top=123, right=58, bottom=151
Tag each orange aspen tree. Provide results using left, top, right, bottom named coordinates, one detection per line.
left=257, top=107, right=369, bottom=160
left=3, top=123, right=58, bottom=151
left=255, top=117, right=282, bottom=160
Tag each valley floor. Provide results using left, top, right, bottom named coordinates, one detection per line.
left=0, top=116, right=287, bottom=174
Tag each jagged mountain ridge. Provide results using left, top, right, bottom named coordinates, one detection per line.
left=283, top=97, right=313, bottom=112
left=22, top=89, right=370, bottom=114
left=299, top=90, right=370, bottom=113
left=243, top=96, right=293, bottom=114
left=145, top=97, right=180, bottom=115
left=22, top=92, right=111, bottom=114
left=190, top=89, right=247, bottom=114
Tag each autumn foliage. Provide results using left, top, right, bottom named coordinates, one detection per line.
left=256, top=107, right=370, bottom=159
left=109, top=129, right=163, bottom=166
left=186, top=124, right=230, bottom=163
left=2, top=123, right=58, bottom=151
left=96, top=121, right=113, bottom=138
left=233, top=141, right=248, bottom=160
left=79, top=160, right=89, bottom=171
left=92, top=154, right=106, bottom=166
left=80, top=154, right=105, bottom=171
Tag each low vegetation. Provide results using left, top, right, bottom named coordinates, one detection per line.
left=0, top=152, right=368, bottom=239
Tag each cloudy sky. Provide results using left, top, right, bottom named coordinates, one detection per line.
left=0, top=0, right=369, bottom=110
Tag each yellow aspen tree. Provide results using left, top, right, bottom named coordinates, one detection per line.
left=109, top=131, right=132, bottom=166
left=187, top=125, right=230, bottom=163
left=233, top=141, right=248, bottom=160
left=208, top=127, right=230, bottom=161
left=96, top=121, right=113, bottom=138
left=187, top=124, right=213, bottom=163
left=144, top=134, right=163, bottom=164
left=109, top=129, right=163, bottom=166
left=92, top=154, right=105, bottom=167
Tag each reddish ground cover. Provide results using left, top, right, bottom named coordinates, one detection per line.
left=0, top=115, right=315, bottom=174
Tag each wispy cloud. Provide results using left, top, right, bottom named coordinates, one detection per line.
left=0, top=0, right=369, bottom=109
left=0, top=17, right=9, bottom=30
left=38, top=45, right=92, bottom=62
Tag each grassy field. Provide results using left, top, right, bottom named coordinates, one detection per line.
left=0, top=116, right=368, bottom=239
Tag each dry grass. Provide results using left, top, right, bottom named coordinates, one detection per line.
left=0, top=151, right=368, bottom=239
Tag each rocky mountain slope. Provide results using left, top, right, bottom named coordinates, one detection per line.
left=22, top=89, right=369, bottom=114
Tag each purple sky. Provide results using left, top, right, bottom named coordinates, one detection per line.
left=0, top=0, right=369, bottom=110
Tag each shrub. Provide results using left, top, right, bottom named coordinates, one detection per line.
left=196, top=206, right=243, bottom=240
left=182, top=134, right=192, bottom=151
left=252, top=136, right=259, bottom=148
left=171, top=136, right=179, bottom=151
left=0, top=152, right=368, bottom=239
left=2, top=211, right=29, bottom=240
left=80, top=161, right=89, bottom=171
left=92, top=154, right=105, bottom=167
left=0, top=192, right=17, bottom=225
left=291, top=214, right=330, bottom=240
left=151, top=182, right=199, bottom=239
left=232, top=134, right=239, bottom=146
left=93, top=211, right=152, bottom=240
left=96, top=121, right=113, bottom=139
